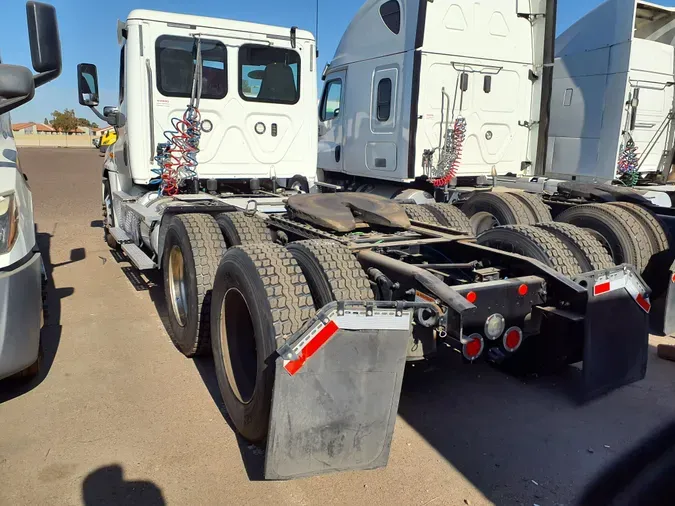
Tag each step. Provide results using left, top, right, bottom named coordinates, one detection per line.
left=110, top=227, right=131, bottom=243
left=121, top=243, right=156, bottom=271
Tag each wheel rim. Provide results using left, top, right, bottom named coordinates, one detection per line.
left=220, top=288, right=257, bottom=404
left=471, top=211, right=500, bottom=235
left=168, top=245, right=188, bottom=327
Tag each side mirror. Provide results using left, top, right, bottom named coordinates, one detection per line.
left=77, top=63, right=99, bottom=106
left=0, top=65, right=36, bottom=115
left=333, top=107, right=340, bottom=119
left=26, top=2, right=62, bottom=88
left=103, top=106, right=122, bottom=127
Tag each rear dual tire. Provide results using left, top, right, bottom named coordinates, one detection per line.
left=211, top=243, right=314, bottom=443
left=211, top=240, right=372, bottom=443
left=477, top=224, right=583, bottom=277
left=462, top=192, right=549, bottom=235
left=555, top=203, right=653, bottom=273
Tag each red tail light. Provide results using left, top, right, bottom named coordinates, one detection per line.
left=503, top=327, right=523, bottom=353
left=462, top=334, right=484, bottom=361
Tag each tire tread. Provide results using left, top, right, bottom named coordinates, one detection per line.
left=287, top=240, right=373, bottom=303
left=172, top=213, right=226, bottom=356
left=535, top=222, right=615, bottom=271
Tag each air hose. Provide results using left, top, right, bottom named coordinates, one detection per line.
left=617, top=134, right=640, bottom=187
left=432, top=116, right=467, bottom=187
left=151, top=37, right=204, bottom=195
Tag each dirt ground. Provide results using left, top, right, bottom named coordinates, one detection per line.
left=1, top=147, right=674, bottom=506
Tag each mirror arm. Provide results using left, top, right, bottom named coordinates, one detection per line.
left=33, top=68, right=61, bottom=88
left=88, top=105, right=116, bottom=126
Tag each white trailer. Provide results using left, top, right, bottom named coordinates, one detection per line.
left=0, top=2, right=61, bottom=381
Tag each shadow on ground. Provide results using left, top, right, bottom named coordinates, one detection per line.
left=398, top=343, right=675, bottom=505
left=82, top=464, right=165, bottom=506
left=0, top=228, right=80, bottom=403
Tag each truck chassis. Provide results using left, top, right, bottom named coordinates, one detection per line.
left=106, top=188, right=651, bottom=479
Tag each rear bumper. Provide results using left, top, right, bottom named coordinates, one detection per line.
left=0, top=251, right=42, bottom=380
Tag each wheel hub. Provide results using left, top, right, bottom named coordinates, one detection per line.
left=168, top=245, right=188, bottom=327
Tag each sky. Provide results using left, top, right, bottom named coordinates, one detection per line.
left=2, top=0, right=675, bottom=124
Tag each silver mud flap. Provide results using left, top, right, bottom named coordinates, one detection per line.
left=575, top=265, right=651, bottom=401
left=265, top=301, right=416, bottom=480
left=663, top=260, right=675, bottom=336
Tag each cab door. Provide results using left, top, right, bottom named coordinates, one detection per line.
left=318, top=70, right=346, bottom=172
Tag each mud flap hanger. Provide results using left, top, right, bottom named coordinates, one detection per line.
left=266, top=300, right=436, bottom=480
left=573, top=265, right=650, bottom=401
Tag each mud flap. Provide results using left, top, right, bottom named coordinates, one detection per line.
left=578, top=267, right=650, bottom=401
left=663, top=261, right=675, bottom=336
left=264, top=302, right=414, bottom=480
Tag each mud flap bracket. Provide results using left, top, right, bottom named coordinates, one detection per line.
left=265, top=301, right=416, bottom=480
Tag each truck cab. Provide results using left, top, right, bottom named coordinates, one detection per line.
left=318, top=0, right=552, bottom=184
left=86, top=10, right=317, bottom=195
left=548, top=0, right=675, bottom=184
left=0, top=2, right=61, bottom=381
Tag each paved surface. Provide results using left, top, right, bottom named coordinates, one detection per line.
left=1, top=147, right=675, bottom=506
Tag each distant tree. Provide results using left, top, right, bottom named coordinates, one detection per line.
left=242, top=80, right=252, bottom=94
left=43, top=117, right=50, bottom=126
left=50, top=109, right=79, bottom=133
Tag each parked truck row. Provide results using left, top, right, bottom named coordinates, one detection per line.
left=75, top=0, right=674, bottom=479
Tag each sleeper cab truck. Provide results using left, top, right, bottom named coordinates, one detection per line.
left=317, top=0, right=675, bottom=333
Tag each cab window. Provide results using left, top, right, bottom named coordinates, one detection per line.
left=239, top=45, right=300, bottom=104
left=155, top=36, right=227, bottom=99
left=320, top=79, right=342, bottom=121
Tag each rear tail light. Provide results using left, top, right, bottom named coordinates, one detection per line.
left=462, top=334, right=484, bottom=361
left=503, top=327, right=523, bottom=353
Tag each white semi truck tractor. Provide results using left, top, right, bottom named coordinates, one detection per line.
left=317, top=0, right=675, bottom=334
left=0, top=2, right=61, bottom=382
left=82, top=7, right=655, bottom=479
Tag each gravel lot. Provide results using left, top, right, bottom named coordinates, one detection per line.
left=1, top=147, right=674, bottom=506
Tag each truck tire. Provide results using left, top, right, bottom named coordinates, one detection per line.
left=162, top=214, right=226, bottom=357
left=510, top=192, right=552, bottom=223
left=555, top=203, right=652, bottom=273
left=608, top=202, right=670, bottom=256
left=287, top=240, right=373, bottom=307
left=102, top=176, right=118, bottom=249
left=216, top=212, right=272, bottom=247
left=401, top=203, right=443, bottom=226
left=535, top=222, right=615, bottom=272
left=422, top=203, right=473, bottom=234
left=609, top=202, right=674, bottom=296
left=477, top=224, right=583, bottom=277
left=462, top=192, right=535, bottom=234
left=210, top=243, right=314, bottom=443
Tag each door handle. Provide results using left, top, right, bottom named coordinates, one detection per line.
left=335, top=145, right=341, bottom=163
